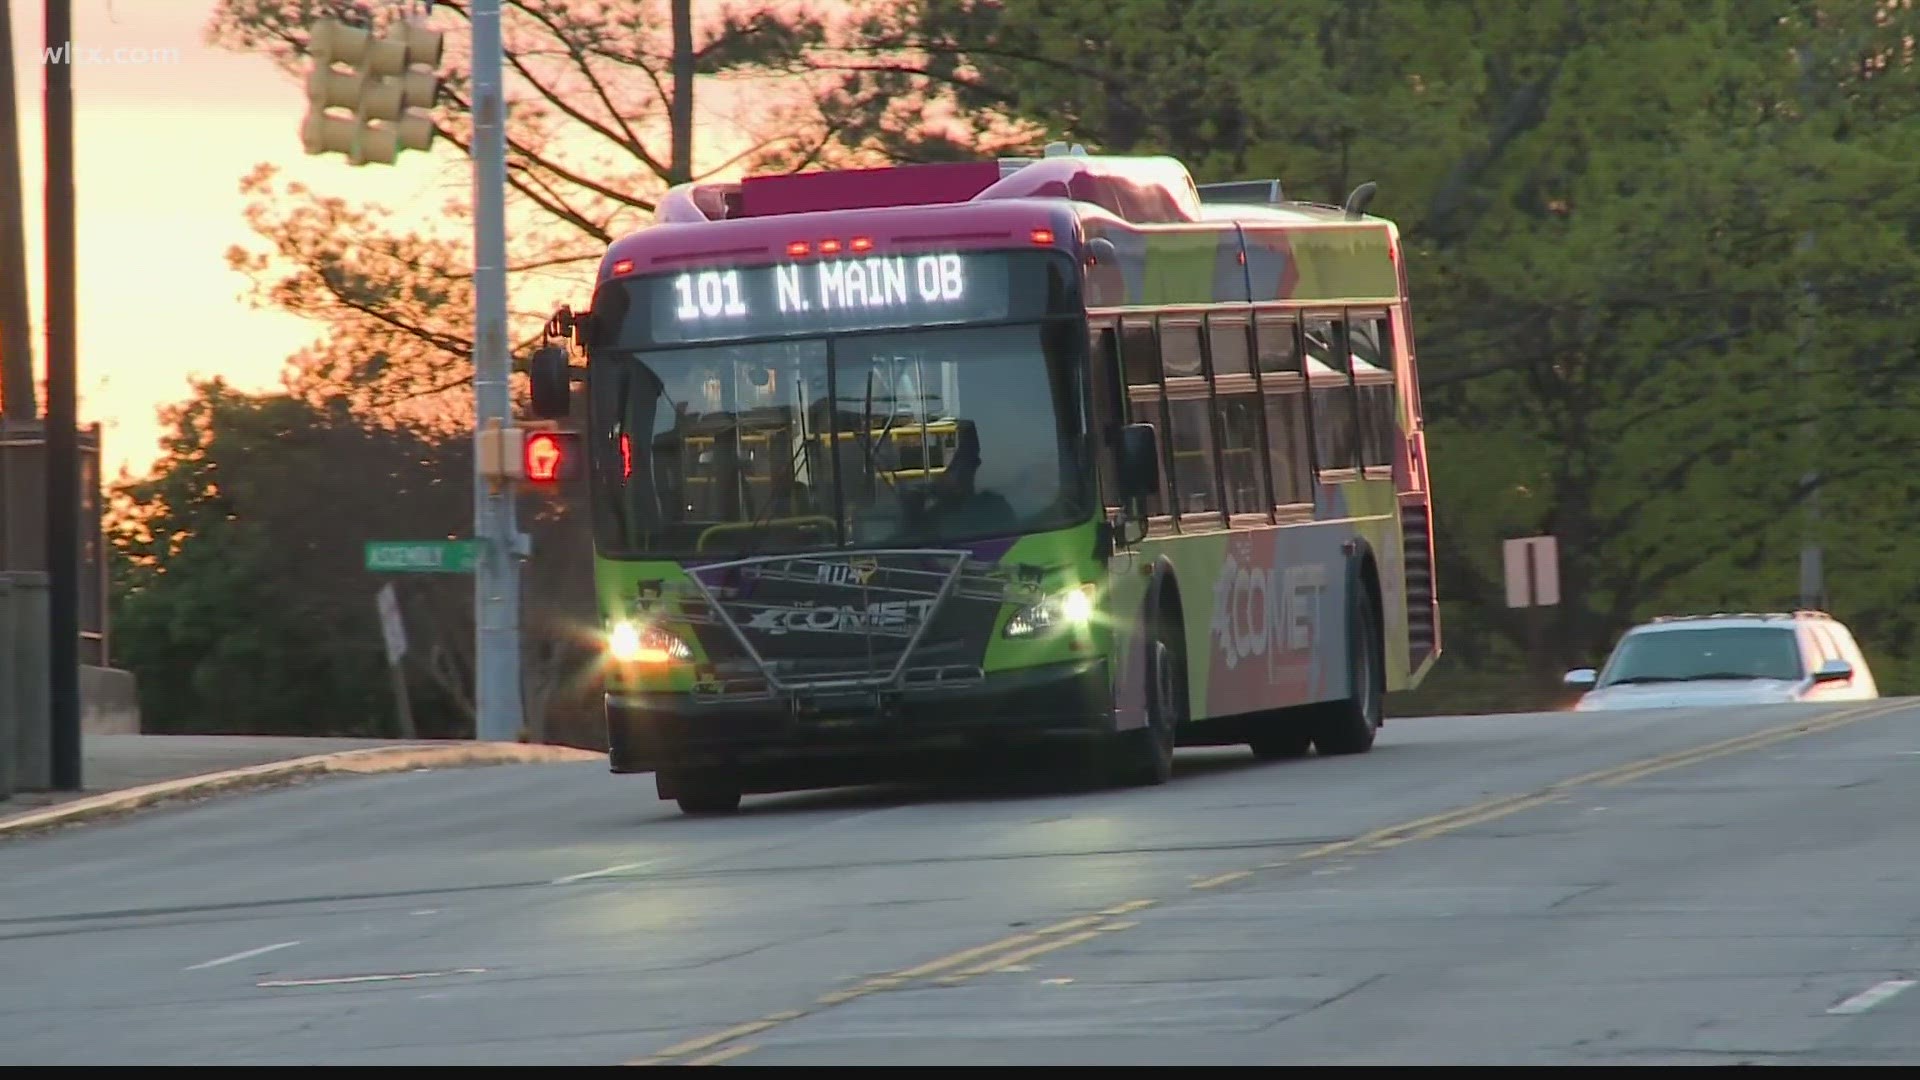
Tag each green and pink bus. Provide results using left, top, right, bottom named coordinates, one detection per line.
left=530, top=145, right=1440, bottom=813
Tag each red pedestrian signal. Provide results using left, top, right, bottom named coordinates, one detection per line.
left=521, top=430, right=581, bottom=484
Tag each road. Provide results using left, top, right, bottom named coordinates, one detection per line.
left=3, top=698, right=1918, bottom=1065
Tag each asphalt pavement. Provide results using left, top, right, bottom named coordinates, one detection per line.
left=2, top=699, right=1916, bottom=1065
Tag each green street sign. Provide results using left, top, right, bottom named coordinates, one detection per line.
left=364, top=539, right=481, bottom=573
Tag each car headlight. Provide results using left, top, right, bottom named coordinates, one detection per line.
left=1003, top=583, right=1097, bottom=638
left=607, top=619, right=691, bottom=664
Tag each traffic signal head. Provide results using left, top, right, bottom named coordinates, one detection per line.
left=301, top=16, right=444, bottom=166
left=521, top=430, right=583, bottom=485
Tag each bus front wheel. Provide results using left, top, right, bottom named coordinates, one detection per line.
left=1108, top=615, right=1182, bottom=786
left=657, top=768, right=743, bottom=814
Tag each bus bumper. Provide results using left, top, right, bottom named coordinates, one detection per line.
left=605, top=658, right=1114, bottom=775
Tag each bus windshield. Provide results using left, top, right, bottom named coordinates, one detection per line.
left=586, top=322, right=1092, bottom=558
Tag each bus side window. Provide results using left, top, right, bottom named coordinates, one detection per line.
left=1350, top=311, right=1397, bottom=472
left=1255, top=315, right=1312, bottom=508
left=1088, top=325, right=1125, bottom=509
left=1159, top=320, right=1219, bottom=521
left=1305, top=315, right=1359, bottom=474
left=1120, top=318, right=1170, bottom=520
left=1208, top=317, right=1265, bottom=520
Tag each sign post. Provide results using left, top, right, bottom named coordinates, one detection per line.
left=375, top=582, right=415, bottom=739
left=1503, top=536, right=1560, bottom=608
left=1504, top=535, right=1560, bottom=686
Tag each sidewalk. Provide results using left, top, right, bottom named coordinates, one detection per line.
left=1, top=733, right=605, bottom=836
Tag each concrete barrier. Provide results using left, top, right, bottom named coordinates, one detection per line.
left=2, top=572, right=50, bottom=794
left=80, top=665, right=140, bottom=734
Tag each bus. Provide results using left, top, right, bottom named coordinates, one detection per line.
left=528, top=144, right=1441, bottom=813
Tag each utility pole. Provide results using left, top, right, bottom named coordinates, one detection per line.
left=469, top=0, right=523, bottom=742
left=44, top=0, right=81, bottom=790
left=0, top=0, right=35, bottom=420
left=1793, top=44, right=1824, bottom=612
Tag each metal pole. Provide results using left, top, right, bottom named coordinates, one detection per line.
left=0, top=0, right=35, bottom=421
left=43, top=0, right=80, bottom=789
left=469, top=0, right=523, bottom=742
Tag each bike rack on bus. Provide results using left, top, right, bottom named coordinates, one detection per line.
left=656, top=549, right=1035, bottom=705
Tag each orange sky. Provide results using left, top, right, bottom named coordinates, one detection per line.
left=5, top=0, right=784, bottom=484
left=7, top=0, right=446, bottom=482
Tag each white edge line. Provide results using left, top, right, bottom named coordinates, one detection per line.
left=185, top=940, right=302, bottom=971
left=258, top=968, right=486, bottom=988
left=551, top=859, right=655, bottom=885
left=1828, top=979, right=1916, bottom=1015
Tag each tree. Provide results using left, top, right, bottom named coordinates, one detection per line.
left=207, top=0, right=1040, bottom=431
left=109, top=378, right=603, bottom=738
left=885, top=0, right=1920, bottom=689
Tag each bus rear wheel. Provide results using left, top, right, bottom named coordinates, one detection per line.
left=1312, top=581, right=1383, bottom=756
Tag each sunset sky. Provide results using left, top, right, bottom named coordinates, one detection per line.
left=7, top=0, right=790, bottom=484
left=8, top=0, right=449, bottom=481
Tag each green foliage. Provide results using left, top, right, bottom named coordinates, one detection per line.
left=915, top=0, right=1920, bottom=692
left=110, top=380, right=481, bottom=736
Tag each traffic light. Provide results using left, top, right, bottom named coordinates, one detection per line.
left=301, top=15, right=444, bottom=166
left=476, top=420, right=582, bottom=490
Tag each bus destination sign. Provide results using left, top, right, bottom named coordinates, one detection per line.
left=645, top=251, right=1014, bottom=343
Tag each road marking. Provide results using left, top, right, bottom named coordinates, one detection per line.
left=1192, top=869, right=1252, bottom=890
left=258, top=967, right=486, bottom=988
left=684, top=1043, right=759, bottom=1065
left=185, top=940, right=301, bottom=971
left=634, top=1018, right=790, bottom=1063
left=623, top=698, right=1912, bottom=1066
left=937, top=928, right=1107, bottom=983
left=1828, top=979, right=1915, bottom=1015
left=551, top=860, right=656, bottom=885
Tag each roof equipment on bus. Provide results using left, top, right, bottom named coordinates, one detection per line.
left=1344, top=181, right=1378, bottom=220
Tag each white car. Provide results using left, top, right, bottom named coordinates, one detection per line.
left=1564, top=610, right=1879, bottom=711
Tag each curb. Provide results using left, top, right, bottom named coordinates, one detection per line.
left=0, top=741, right=607, bottom=839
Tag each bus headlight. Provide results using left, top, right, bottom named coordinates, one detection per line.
left=607, top=620, right=691, bottom=664
left=1004, top=584, right=1097, bottom=638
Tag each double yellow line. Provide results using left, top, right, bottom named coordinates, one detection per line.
left=628, top=698, right=1912, bottom=1066
left=626, top=901, right=1156, bottom=1066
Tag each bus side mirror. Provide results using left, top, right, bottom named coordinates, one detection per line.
left=529, top=345, right=573, bottom=419
left=1118, top=423, right=1160, bottom=503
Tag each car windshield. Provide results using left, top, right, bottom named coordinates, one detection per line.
left=585, top=322, right=1092, bottom=557
left=1598, top=626, right=1805, bottom=685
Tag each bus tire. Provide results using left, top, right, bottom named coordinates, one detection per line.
left=657, top=768, right=743, bottom=814
left=1111, top=611, right=1183, bottom=786
left=1312, top=575, right=1383, bottom=756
